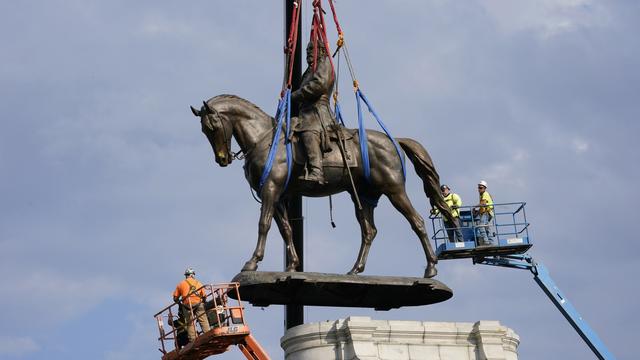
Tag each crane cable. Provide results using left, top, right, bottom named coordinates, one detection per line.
left=258, top=0, right=303, bottom=194
left=326, top=0, right=406, bottom=182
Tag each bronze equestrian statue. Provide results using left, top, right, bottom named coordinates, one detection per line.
left=190, top=39, right=454, bottom=278
left=190, top=92, right=454, bottom=278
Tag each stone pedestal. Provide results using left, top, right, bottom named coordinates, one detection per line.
left=281, top=316, right=519, bottom=360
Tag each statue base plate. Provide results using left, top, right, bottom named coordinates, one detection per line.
left=229, top=271, right=453, bottom=310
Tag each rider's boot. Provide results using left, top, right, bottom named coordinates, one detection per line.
left=301, top=132, right=325, bottom=184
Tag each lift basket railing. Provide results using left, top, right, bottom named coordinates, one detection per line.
left=153, top=282, right=246, bottom=354
left=429, top=202, right=530, bottom=247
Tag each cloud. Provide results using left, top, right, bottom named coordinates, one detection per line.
left=0, top=266, right=122, bottom=327
left=571, top=137, right=589, bottom=154
left=472, top=148, right=531, bottom=191
left=481, top=0, right=611, bottom=38
left=0, top=336, right=39, bottom=357
left=138, top=13, right=194, bottom=38
left=104, top=314, right=157, bottom=360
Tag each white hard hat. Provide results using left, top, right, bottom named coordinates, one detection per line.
left=184, top=267, right=196, bottom=276
left=478, top=180, right=488, bottom=187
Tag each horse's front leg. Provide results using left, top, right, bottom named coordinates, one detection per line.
left=242, top=185, right=279, bottom=272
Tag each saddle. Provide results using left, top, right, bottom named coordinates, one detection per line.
left=290, top=121, right=359, bottom=168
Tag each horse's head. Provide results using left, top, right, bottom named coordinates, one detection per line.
left=191, top=101, right=233, bottom=167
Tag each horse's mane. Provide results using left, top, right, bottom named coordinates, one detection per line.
left=208, top=94, right=271, bottom=118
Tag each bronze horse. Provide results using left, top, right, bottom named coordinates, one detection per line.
left=191, top=95, right=454, bottom=278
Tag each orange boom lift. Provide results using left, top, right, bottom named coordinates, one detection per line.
left=154, top=283, right=270, bottom=360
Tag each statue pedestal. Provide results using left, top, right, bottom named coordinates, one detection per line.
left=281, top=317, right=520, bottom=360
left=231, top=271, right=452, bottom=310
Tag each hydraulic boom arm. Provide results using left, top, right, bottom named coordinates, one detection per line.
left=238, top=334, right=270, bottom=360
left=476, top=254, right=616, bottom=360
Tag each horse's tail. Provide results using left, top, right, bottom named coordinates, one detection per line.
left=397, top=138, right=455, bottom=225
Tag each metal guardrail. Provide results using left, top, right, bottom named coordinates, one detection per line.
left=154, top=282, right=246, bottom=355
left=429, top=202, right=530, bottom=248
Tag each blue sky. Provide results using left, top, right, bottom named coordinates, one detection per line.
left=1, top=1, right=638, bottom=359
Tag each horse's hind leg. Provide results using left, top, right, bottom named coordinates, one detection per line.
left=273, top=202, right=300, bottom=272
left=386, top=190, right=438, bottom=278
left=348, top=197, right=377, bottom=275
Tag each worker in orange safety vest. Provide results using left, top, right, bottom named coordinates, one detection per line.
left=173, top=267, right=210, bottom=342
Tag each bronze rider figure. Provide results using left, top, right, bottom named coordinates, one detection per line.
left=292, top=39, right=336, bottom=184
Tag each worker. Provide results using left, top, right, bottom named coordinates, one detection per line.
left=431, top=184, right=463, bottom=242
left=474, top=180, right=494, bottom=246
left=172, top=267, right=210, bottom=342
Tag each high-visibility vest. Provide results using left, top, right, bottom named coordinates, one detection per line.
left=173, top=278, right=205, bottom=305
left=444, top=193, right=462, bottom=218
left=432, top=193, right=462, bottom=218
left=478, top=191, right=494, bottom=215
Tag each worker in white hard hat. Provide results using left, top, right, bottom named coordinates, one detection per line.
left=474, top=181, right=494, bottom=246
left=432, top=184, right=464, bottom=242
left=172, top=267, right=210, bottom=342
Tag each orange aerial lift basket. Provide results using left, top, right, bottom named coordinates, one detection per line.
left=154, top=282, right=270, bottom=360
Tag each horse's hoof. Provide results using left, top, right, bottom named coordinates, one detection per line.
left=347, top=265, right=363, bottom=275
left=285, top=258, right=299, bottom=272
left=242, top=261, right=258, bottom=272
left=424, top=265, right=437, bottom=278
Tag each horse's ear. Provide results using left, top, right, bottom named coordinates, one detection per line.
left=190, top=106, right=201, bottom=117
left=202, top=101, right=215, bottom=114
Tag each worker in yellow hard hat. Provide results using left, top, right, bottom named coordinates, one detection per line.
left=173, top=267, right=210, bottom=342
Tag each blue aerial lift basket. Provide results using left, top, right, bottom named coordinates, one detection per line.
left=430, top=202, right=532, bottom=260
left=430, top=201, right=616, bottom=359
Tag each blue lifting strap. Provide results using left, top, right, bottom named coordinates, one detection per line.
left=258, top=89, right=293, bottom=194
left=356, top=89, right=406, bottom=182
left=334, top=100, right=346, bottom=126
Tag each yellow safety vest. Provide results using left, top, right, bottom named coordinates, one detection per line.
left=433, top=193, right=462, bottom=218
left=478, top=191, right=494, bottom=215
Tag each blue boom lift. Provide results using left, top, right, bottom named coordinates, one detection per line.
left=430, top=202, right=616, bottom=360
